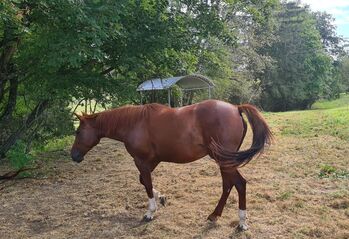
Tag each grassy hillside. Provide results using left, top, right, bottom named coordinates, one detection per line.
left=265, top=93, right=349, bottom=141
left=312, top=93, right=349, bottom=109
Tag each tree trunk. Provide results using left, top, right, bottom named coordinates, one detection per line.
left=0, top=76, right=18, bottom=121
left=0, top=76, right=7, bottom=104
left=0, top=38, right=19, bottom=101
left=0, top=100, right=49, bottom=158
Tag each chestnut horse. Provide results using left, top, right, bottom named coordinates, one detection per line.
left=71, top=100, right=272, bottom=230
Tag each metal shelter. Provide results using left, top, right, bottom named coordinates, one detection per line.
left=136, top=74, right=214, bottom=106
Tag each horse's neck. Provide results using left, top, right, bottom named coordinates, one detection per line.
left=97, top=106, right=143, bottom=142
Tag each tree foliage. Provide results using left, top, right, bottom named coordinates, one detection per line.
left=259, top=2, right=335, bottom=111
left=313, top=11, right=343, bottom=56
left=0, top=0, right=347, bottom=158
left=0, top=0, right=278, bottom=156
left=337, top=53, right=349, bottom=92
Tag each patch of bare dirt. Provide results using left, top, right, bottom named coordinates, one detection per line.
left=0, top=134, right=348, bottom=239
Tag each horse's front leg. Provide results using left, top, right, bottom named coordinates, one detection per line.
left=135, top=158, right=159, bottom=221
left=152, top=188, right=167, bottom=206
left=140, top=170, right=157, bottom=221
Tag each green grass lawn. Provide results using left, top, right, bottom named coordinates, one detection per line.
left=265, top=93, right=349, bottom=141
left=312, top=93, right=349, bottom=109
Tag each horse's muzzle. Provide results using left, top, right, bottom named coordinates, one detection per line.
left=71, top=149, right=84, bottom=163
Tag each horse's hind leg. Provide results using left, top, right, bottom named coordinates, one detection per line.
left=208, top=168, right=248, bottom=230
left=234, top=170, right=248, bottom=230
left=208, top=168, right=234, bottom=222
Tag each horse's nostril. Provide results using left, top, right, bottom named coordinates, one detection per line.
left=71, top=149, right=78, bottom=158
left=71, top=149, right=82, bottom=162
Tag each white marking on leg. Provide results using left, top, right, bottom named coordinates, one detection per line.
left=153, top=189, right=160, bottom=201
left=238, top=209, right=249, bottom=230
left=153, top=188, right=166, bottom=206
left=144, top=197, right=157, bottom=220
left=149, top=197, right=157, bottom=212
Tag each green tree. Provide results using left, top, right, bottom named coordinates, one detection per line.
left=313, top=11, right=344, bottom=56
left=0, top=0, right=278, bottom=157
left=260, top=1, right=333, bottom=111
left=226, top=0, right=279, bottom=104
left=190, top=0, right=279, bottom=104
left=337, top=53, right=349, bottom=92
left=0, top=0, right=125, bottom=156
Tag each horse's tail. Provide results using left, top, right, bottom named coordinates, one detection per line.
left=209, top=104, right=273, bottom=168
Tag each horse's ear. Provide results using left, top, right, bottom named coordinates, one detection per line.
left=74, top=112, right=84, bottom=121
left=81, top=111, right=88, bottom=116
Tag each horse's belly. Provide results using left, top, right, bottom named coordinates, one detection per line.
left=157, top=145, right=207, bottom=163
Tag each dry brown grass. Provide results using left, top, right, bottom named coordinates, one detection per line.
left=0, top=123, right=348, bottom=238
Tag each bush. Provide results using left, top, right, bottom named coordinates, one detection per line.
left=40, top=136, right=74, bottom=153
left=6, top=140, right=34, bottom=171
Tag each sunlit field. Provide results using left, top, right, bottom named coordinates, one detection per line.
left=0, top=96, right=348, bottom=239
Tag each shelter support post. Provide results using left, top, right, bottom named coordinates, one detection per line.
left=180, top=89, right=183, bottom=107
left=168, top=89, right=171, bottom=107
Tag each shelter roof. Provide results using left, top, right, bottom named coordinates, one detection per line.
left=137, top=74, right=214, bottom=91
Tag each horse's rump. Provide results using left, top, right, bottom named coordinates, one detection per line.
left=208, top=104, right=273, bottom=168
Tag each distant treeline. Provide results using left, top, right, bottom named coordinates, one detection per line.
left=0, top=0, right=348, bottom=156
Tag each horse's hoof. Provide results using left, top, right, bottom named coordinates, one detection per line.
left=207, top=214, right=219, bottom=222
left=143, top=215, right=153, bottom=222
left=236, top=223, right=249, bottom=231
left=159, top=196, right=167, bottom=206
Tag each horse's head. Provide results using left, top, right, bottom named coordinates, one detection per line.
left=71, top=113, right=101, bottom=163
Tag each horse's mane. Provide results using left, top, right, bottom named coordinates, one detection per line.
left=94, top=103, right=165, bottom=134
